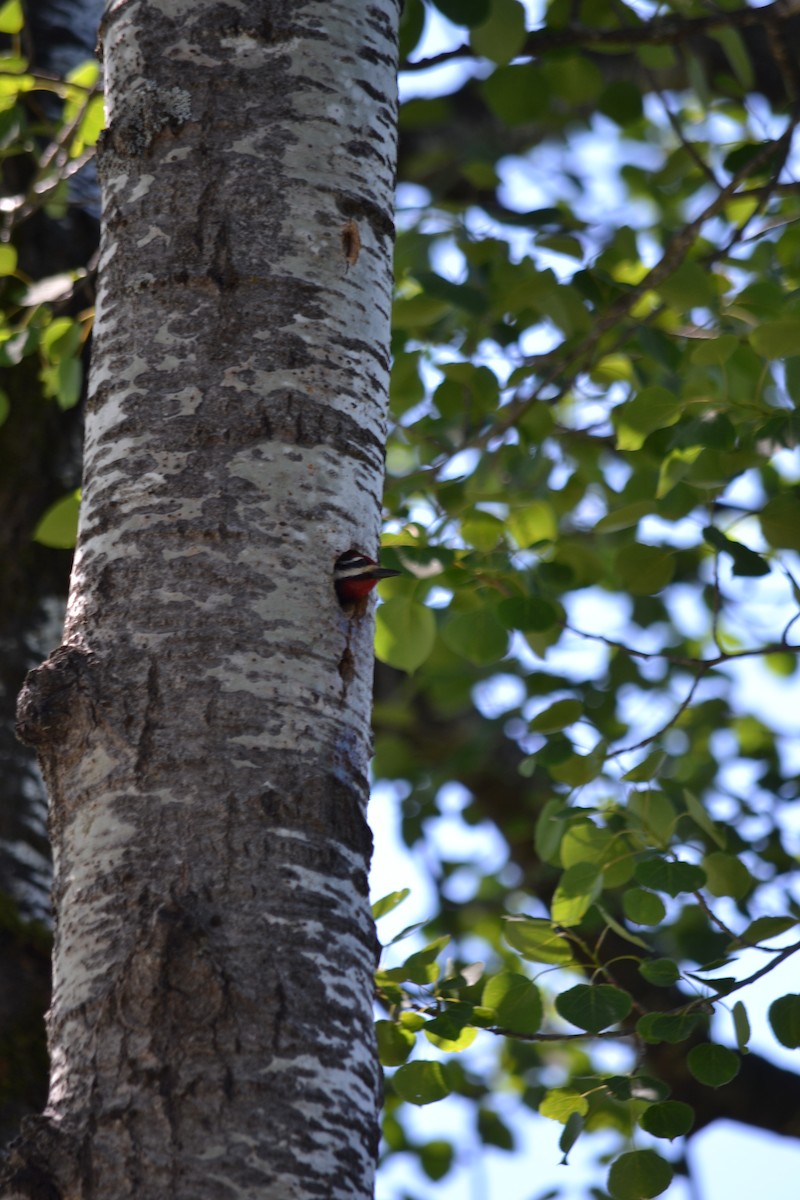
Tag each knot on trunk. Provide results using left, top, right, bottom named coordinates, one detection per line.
left=0, top=1113, right=77, bottom=1200
left=15, top=644, right=97, bottom=751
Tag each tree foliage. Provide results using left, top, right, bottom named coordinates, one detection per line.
left=3, top=0, right=800, bottom=1197
left=374, top=0, right=800, bottom=1194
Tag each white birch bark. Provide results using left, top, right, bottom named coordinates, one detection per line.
left=10, top=1, right=399, bottom=1197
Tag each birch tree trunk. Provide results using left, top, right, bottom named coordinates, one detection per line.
left=8, top=2, right=399, bottom=1197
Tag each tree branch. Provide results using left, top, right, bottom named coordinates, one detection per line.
left=402, top=0, right=797, bottom=72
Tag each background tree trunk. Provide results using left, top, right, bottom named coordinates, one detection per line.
left=0, top=0, right=103, bottom=1144
left=7, top=2, right=399, bottom=1196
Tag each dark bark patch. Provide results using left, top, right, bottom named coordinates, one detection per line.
left=1, top=1112, right=78, bottom=1200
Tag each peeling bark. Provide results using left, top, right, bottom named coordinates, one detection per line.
left=7, top=2, right=399, bottom=1197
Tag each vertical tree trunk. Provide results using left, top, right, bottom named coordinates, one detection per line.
left=9, top=2, right=399, bottom=1197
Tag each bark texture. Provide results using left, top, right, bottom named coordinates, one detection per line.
left=8, top=1, right=399, bottom=1197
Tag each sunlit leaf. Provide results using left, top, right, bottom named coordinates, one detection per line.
left=32, top=490, right=81, bottom=549
left=503, top=916, right=574, bottom=965
left=372, top=889, right=410, bottom=920
left=375, top=598, right=436, bottom=672
left=393, top=1060, right=451, bottom=1106
left=483, top=971, right=543, bottom=1034
left=539, top=1088, right=589, bottom=1123
left=551, top=862, right=602, bottom=926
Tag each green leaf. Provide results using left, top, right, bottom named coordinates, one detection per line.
left=656, top=263, right=716, bottom=310
left=736, top=916, right=797, bottom=946
left=595, top=902, right=651, bottom=951
left=558, top=1111, right=583, bottom=1164
left=637, top=1012, right=704, bottom=1044
left=560, top=821, right=615, bottom=869
left=372, top=888, right=410, bottom=920
left=0, top=388, right=9, bottom=427
left=461, top=510, right=505, bottom=551
left=482, top=63, right=548, bottom=124
left=683, top=790, right=726, bottom=848
left=608, top=1150, right=673, bottom=1200
left=383, top=936, right=450, bottom=985
left=375, top=1019, right=416, bottom=1066
left=623, top=889, right=666, bottom=927
left=0, top=0, right=23, bottom=34
left=392, top=294, right=451, bottom=330
left=751, top=318, right=800, bottom=359
left=595, top=500, right=655, bottom=534
left=390, top=349, right=424, bottom=415
left=482, top=971, right=543, bottom=1034
left=507, top=500, right=557, bottom=547
left=599, top=80, right=643, bottom=126
left=613, top=387, right=683, bottom=451
left=66, top=59, right=100, bottom=89
left=477, top=1107, right=515, bottom=1150
left=470, top=0, right=527, bottom=65
left=534, top=798, right=568, bottom=865
left=423, top=1021, right=477, bottom=1052
left=544, top=53, right=603, bottom=105
left=712, top=26, right=754, bottom=89
left=42, top=312, right=82, bottom=364
left=539, top=1088, right=589, bottom=1124
left=614, top=544, right=675, bottom=595
left=32, top=490, right=81, bottom=549
left=623, top=751, right=667, bottom=783
left=627, top=790, right=677, bottom=848
left=702, top=851, right=752, bottom=900
left=393, top=1060, right=451, bottom=1106
left=551, top=861, right=602, bottom=926
left=432, top=0, right=490, bottom=27
left=0, top=242, right=17, bottom=275
left=548, top=742, right=606, bottom=787
left=55, top=357, right=83, bottom=410
left=529, top=698, right=582, bottom=734
left=497, top=596, right=558, bottom=632
left=555, top=984, right=632, bottom=1034
left=75, top=92, right=104, bottom=151
left=375, top=598, right=436, bottom=672
left=702, top=524, right=770, bottom=577
left=759, top=494, right=800, bottom=552
left=687, top=1044, right=740, bottom=1087
left=640, top=1100, right=694, bottom=1140
left=440, top=606, right=508, bottom=665
left=419, top=1139, right=454, bottom=1182
left=638, top=958, right=680, bottom=987
left=732, top=1001, right=751, bottom=1052
left=502, top=916, right=574, bottom=965
left=634, top=857, right=706, bottom=897
left=690, top=334, right=739, bottom=365
left=768, top=994, right=800, bottom=1049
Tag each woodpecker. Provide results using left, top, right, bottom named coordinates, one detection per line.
left=334, top=549, right=400, bottom=612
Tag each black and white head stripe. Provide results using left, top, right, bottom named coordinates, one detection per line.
left=334, top=551, right=381, bottom=579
